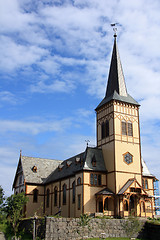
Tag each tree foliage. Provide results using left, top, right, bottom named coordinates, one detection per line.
left=0, top=185, right=4, bottom=206
left=4, top=192, right=28, bottom=239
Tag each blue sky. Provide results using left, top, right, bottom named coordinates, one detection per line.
left=0, top=0, right=160, bottom=196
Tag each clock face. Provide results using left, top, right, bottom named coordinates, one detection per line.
left=124, top=153, right=133, bottom=164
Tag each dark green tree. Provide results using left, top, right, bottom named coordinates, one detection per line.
left=0, top=185, right=5, bottom=223
left=4, top=192, right=28, bottom=239
left=0, top=185, right=4, bottom=206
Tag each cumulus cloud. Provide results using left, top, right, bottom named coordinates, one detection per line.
left=0, top=0, right=160, bottom=195
left=0, top=118, right=72, bottom=135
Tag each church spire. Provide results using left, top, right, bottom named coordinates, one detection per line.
left=105, top=34, right=127, bottom=98
left=95, top=33, right=139, bottom=111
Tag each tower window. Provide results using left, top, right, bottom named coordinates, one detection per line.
left=122, top=120, right=133, bottom=136
left=128, top=121, right=133, bottom=136
left=106, top=120, right=109, bottom=137
left=101, top=122, right=105, bottom=139
left=123, top=152, right=133, bottom=165
left=101, top=120, right=109, bottom=139
left=122, top=120, right=127, bottom=135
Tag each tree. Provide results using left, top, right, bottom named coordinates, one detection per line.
left=0, top=185, right=4, bottom=206
left=0, top=185, right=6, bottom=223
left=4, top=192, right=28, bottom=240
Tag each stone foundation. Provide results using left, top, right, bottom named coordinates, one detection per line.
left=45, top=217, right=133, bottom=240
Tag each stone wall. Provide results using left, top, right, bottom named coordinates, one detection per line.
left=45, top=217, right=135, bottom=240
left=18, top=217, right=160, bottom=240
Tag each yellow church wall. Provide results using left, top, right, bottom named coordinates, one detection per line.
left=83, top=185, right=104, bottom=214
left=116, top=172, right=142, bottom=194
left=60, top=179, right=69, bottom=217
left=102, top=142, right=114, bottom=173
left=69, top=177, right=76, bottom=217
left=75, top=172, right=83, bottom=217
left=106, top=172, right=115, bottom=193
left=115, top=141, right=141, bottom=174
left=25, top=185, right=44, bottom=217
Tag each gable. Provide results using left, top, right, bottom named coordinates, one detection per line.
left=118, top=178, right=148, bottom=195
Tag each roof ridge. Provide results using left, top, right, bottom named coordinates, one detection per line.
left=21, top=155, right=62, bottom=161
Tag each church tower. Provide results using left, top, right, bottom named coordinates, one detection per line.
left=95, top=33, right=142, bottom=195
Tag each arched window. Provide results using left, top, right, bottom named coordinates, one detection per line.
left=78, top=194, right=81, bottom=210
left=54, top=187, right=58, bottom=206
left=21, top=189, right=24, bottom=193
left=63, top=184, right=66, bottom=205
left=104, top=198, right=108, bottom=210
left=106, top=120, right=109, bottom=137
left=122, top=120, right=127, bottom=135
left=46, top=189, right=50, bottom=208
left=124, top=200, right=128, bottom=211
left=145, top=179, right=148, bottom=189
left=101, top=122, right=105, bottom=139
left=101, top=120, right=109, bottom=139
left=77, top=177, right=81, bottom=185
left=72, top=181, right=75, bottom=203
left=33, top=189, right=38, bottom=203
left=142, top=202, right=145, bottom=212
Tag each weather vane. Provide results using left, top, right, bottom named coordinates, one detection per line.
left=111, top=23, right=119, bottom=37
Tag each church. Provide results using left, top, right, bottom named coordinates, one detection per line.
left=12, top=33, right=156, bottom=218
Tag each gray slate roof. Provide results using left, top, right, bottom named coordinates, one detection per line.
left=118, top=179, right=134, bottom=195
left=96, top=36, right=139, bottom=110
left=21, top=156, right=62, bottom=184
left=45, top=147, right=107, bottom=184
left=95, top=188, right=114, bottom=195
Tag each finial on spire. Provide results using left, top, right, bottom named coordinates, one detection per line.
left=20, top=149, right=22, bottom=157
left=85, top=140, right=90, bottom=147
left=111, top=23, right=118, bottom=38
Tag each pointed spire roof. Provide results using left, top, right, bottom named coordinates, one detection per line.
left=96, top=34, right=139, bottom=111
left=106, top=35, right=127, bottom=98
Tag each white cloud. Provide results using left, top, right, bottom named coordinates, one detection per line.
left=0, top=118, right=72, bottom=135
left=0, top=91, right=17, bottom=105
left=1, top=0, right=160, bottom=196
